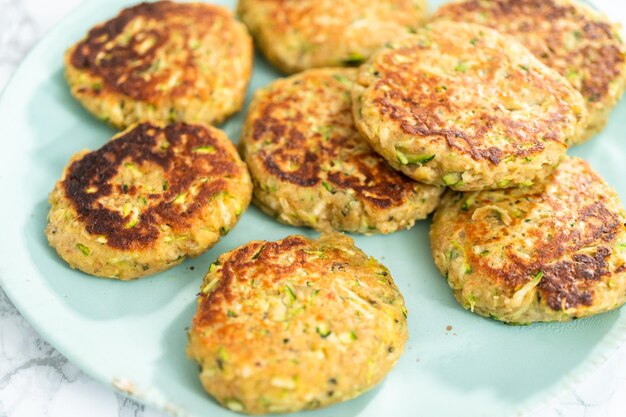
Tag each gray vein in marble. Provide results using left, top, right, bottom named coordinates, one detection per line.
left=0, top=0, right=38, bottom=73
left=0, top=355, right=68, bottom=389
left=116, top=394, right=146, bottom=417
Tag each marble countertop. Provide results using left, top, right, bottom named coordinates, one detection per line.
left=2, top=0, right=626, bottom=416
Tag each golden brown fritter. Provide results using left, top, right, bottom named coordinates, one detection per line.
left=240, top=68, right=443, bottom=234
left=433, top=0, right=626, bottom=142
left=65, top=1, right=253, bottom=128
left=187, top=233, right=408, bottom=414
left=352, top=21, right=587, bottom=191
left=237, top=0, right=428, bottom=74
left=430, top=157, right=626, bottom=323
left=46, top=122, right=252, bottom=280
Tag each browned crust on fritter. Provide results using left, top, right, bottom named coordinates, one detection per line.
left=434, top=157, right=626, bottom=312
left=62, top=122, right=242, bottom=250
left=69, top=1, right=245, bottom=103
left=245, top=69, right=421, bottom=210
left=369, top=28, right=577, bottom=160
left=466, top=201, right=619, bottom=310
left=195, top=236, right=310, bottom=327
left=432, top=0, right=626, bottom=140
left=433, top=0, right=625, bottom=106
left=194, top=234, right=401, bottom=328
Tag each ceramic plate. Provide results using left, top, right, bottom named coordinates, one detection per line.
left=1, top=1, right=625, bottom=416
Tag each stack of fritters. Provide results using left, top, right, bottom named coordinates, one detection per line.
left=240, top=68, right=443, bottom=234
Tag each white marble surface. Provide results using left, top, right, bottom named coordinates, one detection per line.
left=1, top=0, right=626, bottom=416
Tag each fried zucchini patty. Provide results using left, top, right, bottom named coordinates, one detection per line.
left=187, top=233, right=408, bottom=414
left=352, top=21, right=587, bottom=191
left=65, top=1, right=253, bottom=128
left=430, top=157, right=626, bottom=323
left=46, top=122, right=252, bottom=280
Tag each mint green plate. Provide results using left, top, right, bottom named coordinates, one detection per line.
left=1, top=1, right=625, bottom=416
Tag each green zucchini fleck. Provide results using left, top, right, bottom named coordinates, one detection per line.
left=76, top=243, right=90, bottom=256
left=316, top=323, right=331, bottom=338
left=285, top=285, right=296, bottom=301
left=224, top=398, right=244, bottom=412
left=342, top=52, right=365, bottom=66
left=317, top=125, right=334, bottom=141
left=202, top=277, right=220, bottom=294
left=467, top=293, right=477, bottom=312
left=442, top=172, right=462, bottom=186
left=332, top=74, right=351, bottom=86
left=168, top=108, right=177, bottom=122
left=217, top=346, right=229, bottom=362
left=461, top=194, right=476, bottom=211
left=252, top=244, right=265, bottom=259
left=172, top=193, right=187, bottom=204
left=454, top=62, right=469, bottom=73
left=396, top=149, right=435, bottom=165
left=303, top=249, right=325, bottom=258
left=496, top=179, right=511, bottom=188
left=193, top=146, right=216, bottom=154
left=125, top=216, right=139, bottom=229
left=322, top=181, right=336, bottom=194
